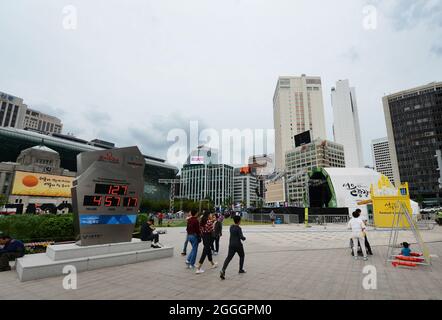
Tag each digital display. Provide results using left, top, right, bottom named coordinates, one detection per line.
left=83, top=195, right=139, bottom=207
left=94, top=184, right=128, bottom=195
left=123, top=197, right=138, bottom=207
left=83, top=195, right=102, bottom=206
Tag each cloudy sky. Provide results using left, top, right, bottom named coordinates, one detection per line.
left=0, top=0, right=441, bottom=167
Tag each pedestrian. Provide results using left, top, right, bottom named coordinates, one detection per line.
left=181, top=211, right=192, bottom=256
left=185, top=209, right=201, bottom=269
left=211, top=214, right=223, bottom=256
left=269, top=210, right=276, bottom=227
left=140, top=218, right=162, bottom=248
left=220, top=215, right=246, bottom=280
left=0, top=235, right=25, bottom=272
left=347, top=210, right=368, bottom=261
left=195, top=211, right=218, bottom=274
left=356, top=209, right=373, bottom=255
left=158, top=212, right=164, bottom=227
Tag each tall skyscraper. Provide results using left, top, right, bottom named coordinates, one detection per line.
left=273, top=75, right=326, bottom=170
left=383, top=82, right=442, bottom=202
left=371, top=137, right=394, bottom=183
left=331, top=80, right=364, bottom=168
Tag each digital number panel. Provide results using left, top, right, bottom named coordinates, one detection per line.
left=94, top=184, right=128, bottom=195
left=83, top=195, right=139, bottom=208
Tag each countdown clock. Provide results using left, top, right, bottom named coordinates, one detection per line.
left=71, top=146, right=145, bottom=246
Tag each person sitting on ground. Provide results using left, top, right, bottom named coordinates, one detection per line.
left=0, top=235, right=25, bottom=272
left=401, top=242, right=411, bottom=257
left=140, top=218, right=162, bottom=248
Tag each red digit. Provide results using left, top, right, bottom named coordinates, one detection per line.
left=132, top=197, right=138, bottom=207
left=108, top=185, right=113, bottom=194
left=116, top=197, right=121, bottom=206
left=105, top=196, right=112, bottom=207
left=93, top=196, right=101, bottom=206
left=121, top=186, right=128, bottom=195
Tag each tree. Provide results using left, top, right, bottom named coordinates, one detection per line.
left=0, top=194, right=7, bottom=208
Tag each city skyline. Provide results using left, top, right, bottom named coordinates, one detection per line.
left=1, top=1, right=441, bottom=166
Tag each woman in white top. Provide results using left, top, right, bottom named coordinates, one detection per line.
left=348, top=210, right=368, bottom=261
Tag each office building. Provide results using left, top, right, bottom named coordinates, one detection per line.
left=285, top=139, right=345, bottom=206
left=180, top=163, right=234, bottom=207
left=1, top=91, right=63, bottom=134
left=371, top=137, right=394, bottom=184
left=383, top=82, right=442, bottom=202
left=233, top=169, right=259, bottom=208
left=331, top=80, right=364, bottom=167
left=0, top=127, right=178, bottom=203
left=273, top=75, right=327, bottom=170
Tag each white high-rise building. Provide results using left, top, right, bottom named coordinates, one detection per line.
left=331, top=80, right=363, bottom=167
left=371, top=137, right=394, bottom=184
left=273, top=75, right=326, bottom=170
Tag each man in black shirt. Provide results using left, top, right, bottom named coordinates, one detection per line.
left=140, top=219, right=161, bottom=248
left=220, top=215, right=246, bottom=280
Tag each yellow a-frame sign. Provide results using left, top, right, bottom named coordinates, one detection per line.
left=370, top=176, right=412, bottom=228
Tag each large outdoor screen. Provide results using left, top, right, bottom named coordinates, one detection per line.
left=11, top=171, right=74, bottom=197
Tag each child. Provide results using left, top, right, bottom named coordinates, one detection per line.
left=401, top=242, right=411, bottom=257
left=220, top=215, right=246, bottom=280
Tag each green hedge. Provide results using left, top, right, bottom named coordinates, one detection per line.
left=0, top=213, right=157, bottom=243
left=0, top=214, right=75, bottom=243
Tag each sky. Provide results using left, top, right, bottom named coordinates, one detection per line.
left=0, top=0, right=441, bottom=168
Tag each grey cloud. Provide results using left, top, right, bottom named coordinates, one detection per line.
left=376, top=0, right=442, bottom=31
left=341, top=47, right=360, bottom=63
left=31, top=104, right=67, bottom=118
left=431, top=45, right=442, bottom=57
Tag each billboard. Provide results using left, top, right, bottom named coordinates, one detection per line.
left=11, top=171, right=74, bottom=197
left=294, top=130, right=312, bottom=147
left=190, top=156, right=205, bottom=164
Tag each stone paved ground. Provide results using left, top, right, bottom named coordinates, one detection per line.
left=1, top=224, right=442, bottom=300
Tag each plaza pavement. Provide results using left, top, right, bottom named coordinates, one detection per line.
left=1, top=223, right=442, bottom=300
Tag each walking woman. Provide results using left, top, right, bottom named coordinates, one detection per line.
left=195, top=211, right=218, bottom=274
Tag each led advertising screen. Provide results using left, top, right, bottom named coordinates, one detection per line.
left=11, top=171, right=74, bottom=197
left=190, top=156, right=205, bottom=164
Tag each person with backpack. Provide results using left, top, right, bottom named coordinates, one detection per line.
left=220, top=215, right=246, bottom=280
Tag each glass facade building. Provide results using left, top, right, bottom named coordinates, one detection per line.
left=0, top=127, right=178, bottom=201
left=383, top=82, right=442, bottom=202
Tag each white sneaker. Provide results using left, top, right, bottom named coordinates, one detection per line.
left=353, top=256, right=358, bottom=261
left=195, top=268, right=205, bottom=274
left=185, top=260, right=190, bottom=265
left=211, top=262, right=218, bottom=269
left=363, top=257, right=368, bottom=261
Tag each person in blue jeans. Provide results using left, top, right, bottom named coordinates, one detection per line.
left=185, top=209, right=200, bottom=269
left=181, top=212, right=192, bottom=256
